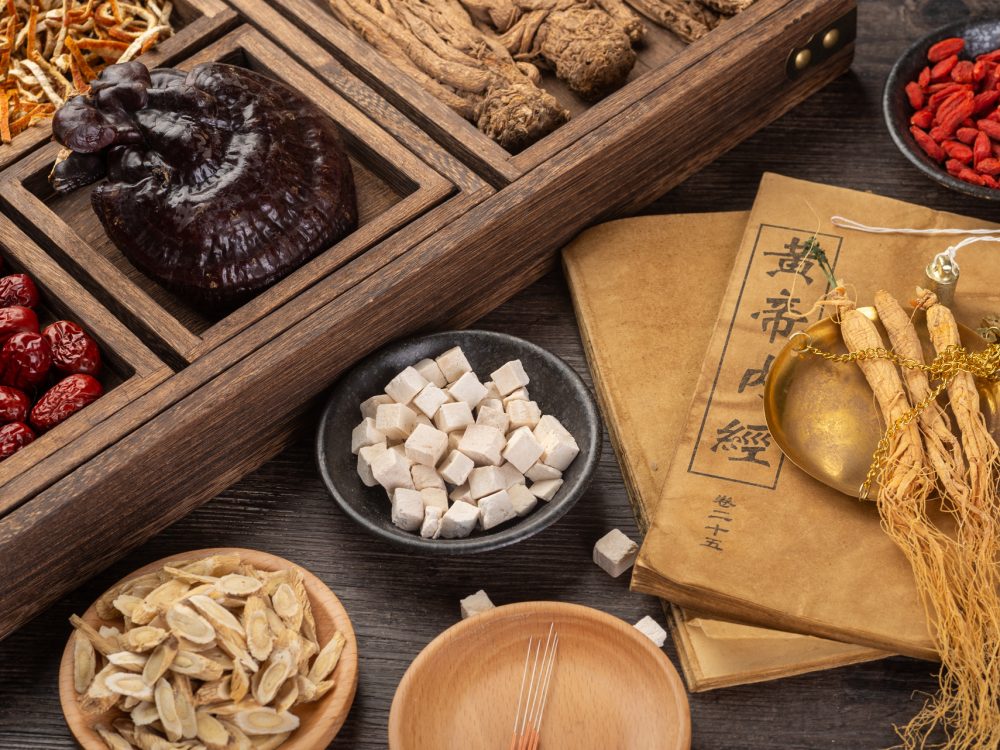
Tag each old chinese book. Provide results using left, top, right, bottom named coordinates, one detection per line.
left=563, top=210, right=885, bottom=691
left=630, top=173, right=1000, bottom=658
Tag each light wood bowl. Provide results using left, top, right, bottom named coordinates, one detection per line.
left=59, top=547, right=358, bottom=750
left=389, top=601, right=690, bottom=750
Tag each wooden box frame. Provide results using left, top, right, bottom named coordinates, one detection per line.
left=1, top=26, right=458, bottom=366
left=0, top=0, right=854, bottom=639
left=0, top=0, right=239, bottom=172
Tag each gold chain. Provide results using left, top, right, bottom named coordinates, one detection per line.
left=793, top=338, right=1000, bottom=498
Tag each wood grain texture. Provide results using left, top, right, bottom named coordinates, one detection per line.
left=0, top=0, right=239, bottom=173
left=59, top=548, right=358, bottom=750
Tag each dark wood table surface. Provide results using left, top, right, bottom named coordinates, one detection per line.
left=3, top=0, right=1000, bottom=747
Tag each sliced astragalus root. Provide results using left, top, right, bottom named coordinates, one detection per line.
left=233, top=707, right=301, bottom=735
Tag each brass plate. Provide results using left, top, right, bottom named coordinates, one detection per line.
left=764, top=307, right=1000, bottom=498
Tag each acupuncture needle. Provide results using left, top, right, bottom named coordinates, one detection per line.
left=509, top=637, right=534, bottom=750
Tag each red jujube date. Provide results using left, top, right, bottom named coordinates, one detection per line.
left=0, top=386, right=30, bottom=424
left=43, top=320, right=101, bottom=375
left=0, top=274, right=41, bottom=308
left=31, top=374, right=103, bottom=431
left=0, top=306, right=39, bottom=344
left=0, top=332, right=51, bottom=390
left=0, top=422, right=34, bottom=460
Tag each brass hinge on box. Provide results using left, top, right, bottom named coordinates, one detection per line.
left=786, top=6, right=858, bottom=80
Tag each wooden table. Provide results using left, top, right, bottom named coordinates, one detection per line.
left=2, top=0, right=997, bottom=747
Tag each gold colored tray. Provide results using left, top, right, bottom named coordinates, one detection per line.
left=764, top=307, right=1000, bottom=497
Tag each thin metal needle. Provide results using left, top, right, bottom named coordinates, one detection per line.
left=510, top=636, right=534, bottom=745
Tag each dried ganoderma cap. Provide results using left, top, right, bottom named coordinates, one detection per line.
left=50, top=61, right=358, bottom=310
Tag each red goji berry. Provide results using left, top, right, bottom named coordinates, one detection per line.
left=974, top=60, right=988, bottom=82
left=919, top=66, right=931, bottom=88
left=989, top=110, right=1000, bottom=122
left=939, top=98, right=975, bottom=136
left=943, top=140, right=974, bottom=162
left=956, top=127, right=979, bottom=144
left=928, top=84, right=965, bottom=109
left=982, top=174, right=999, bottom=188
left=952, top=60, right=975, bottom=83
left=911, top=126, right=946, bottom=161
left=934, top=90, right=972, bottom=123
left=911, top=109, right=935, bottom=129
left=974, top=89, right=1000, bottom=114
left=946, top=158, right=965, bottom=176
left=976, top=157, right=1000, bottom=175
left=993, top=143, right=1000, bottom=159
left=958, top=167, right=986, bottom=185
left=975, top=131, right=992, bottom=163
left=931, top=55, right=959, bottom=81
left=977, top=49, right=1000, bottom=63
left=928, top=37, right=965, bottom=63
left=978, top=119, right=1000, bottom=139
left=906, top=81, right=925, bottom=109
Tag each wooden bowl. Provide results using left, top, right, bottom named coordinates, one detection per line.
left=59, top=547, right=358, bottom=750
left=389, top=601, right=690, bottom=750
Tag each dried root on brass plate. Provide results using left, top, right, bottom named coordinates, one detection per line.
left=0, top=0, right=174, bottom=142
left=70, top=553, right=347, bottom=750
left=328, top=0, right=570, bottom=150
left=800, top=284, right=1000, bottom=749
left=47, top=61, right=358, bottom=310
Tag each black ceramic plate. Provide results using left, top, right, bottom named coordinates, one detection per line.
left=316, top=330, right=602, bottom=554
left=884, top=18, right=1000, bottom=200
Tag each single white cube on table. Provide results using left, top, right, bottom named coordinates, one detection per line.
left=357, top=443, right=388, bottom=487
left=414, top=358, right=448, bottom=388
left=413, top=383, right=451, bottom=419
left=435, top=346, right=472, bottom=383
left=508, top=484, right=538, bottom=517
left=351, top=417, right=386, bottom=455
left=405, top=423, right=449, bottom=468
left=371, top=447, right=415, bottom=493
left=439, top=450, right=474, bottom=486
left=507, top=400, right=542, bottom=430
left=458, top=425, right=506, bottom=466
left=529, top=478, right=563, bottom=501
left=490, top=360, right=530, bottom=396
left=634, top=615, right=667, bottom=648
left=448, top=372, right=488, bottom=409
left=459, top=590, right=495, bottom=619
left=420, top=506, right=443, bottom=539
left=478, top=489, right=517, bottom=530
left=476, top=404, right=509, bottom=433
left=525, top=461, right=562, bottom=483
left=503, top=387, right=530, bottom=405
left=439, top=501, right=480, bottom=538
left=449, top=482, right=474, bottom=505
left=412, top=463, right=445, bottom=491
left=434, top=401, right=474, bottom=433
left=469, top=465, right=506, bottom=501
left=593, top=529, right=639, bottom=578
left=391, top=488, right=425, bottom=531
left=361, top=394, right=393, bottom=421
left=376, top=402, right=417, bottom=442
left=420, top=487, right=449, bottom=512
left=385, top=366, right=428, bottom=405
left=499, top=462, right=525, bottom=488
left=502, top=426, right=544, bottom=473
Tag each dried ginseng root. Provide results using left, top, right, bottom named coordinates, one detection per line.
left=69, top=553, right=348, bottom=750
left=328, top=0, right=569, bottom=150
left=622, top=0, right=718, bottom=42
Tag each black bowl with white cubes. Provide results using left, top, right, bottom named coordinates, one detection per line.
left=315, top=330, right=602, bottom=553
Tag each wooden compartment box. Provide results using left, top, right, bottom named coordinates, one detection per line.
left=0, top=214, right=171, bottom=510
left=238, top=0, right=856, bottom=184
left=1, top=26, right=459, bottom=366
left=0, top=0, right=239, bottom=172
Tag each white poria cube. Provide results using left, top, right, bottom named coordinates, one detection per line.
left=458, top=425, right=506, bottom=466
left=539, top=433, right=579, bottom=472
left=459, top=590, right=495, bottom=619
left=357, top=443, right=388, bottom=487
left=448, top=429, right=465, bottom=451
left=420, top=487, right=449, bottom=512
left=404, top=423, right=449, bottom=468
left=439, top=501, right=480, bottom=538
left=502, top=426, right=544, bottom=473
left=529, top=478, right=563, bottom=501
left=448, top=372, right=488, bottom=409
left=469, top=465, right=506, bottom=501
left=413, top=384, right=451, bottom=419
left=420, top=506, right=443, bottom=539
left=351, top=417, right=386, bottom=455
left=533, top=415, right=570, bottom=443
left=376, top=403, right=417, bottom=442
left=435, top=346, right=472, bottom=383
left=385, top=366, right=428, bottom=405
left=490, top=360, right=530, bottom=396
left=499, top=462, right=525, bottom=488
left=412, top=463, right=446, bottom=491
left=508, top=484, right=538, bottom=517
left=434, top=401, right=474, bottom=434
left=593, top=529, right=639, bottom=578
left=449, top=482, right=474, bottom=505
left=503, top=387, right=530, bottom=405
left=525, top=462, right=562, bottom=483
left=415, top=414, right=433, bottom=429
left=476, top=404, right=509, bottom=433
left=371, top=447, right=415, bottom=493
left=507, top=400, right=542, bottom=431
left=478, top=398, right=504, bottom=415
left=360, top=394, right=393, bottom=421
left=478, top=490, right=517, bottom=530
left=413, top=358, right=447, bottom=388
left=439, top=450, right=474, bottom=486
left=634, top=616, right=667, bottom=648
left=391, top=488, right=425, bottom=532
left=482, top=381, right=501, bottom=400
